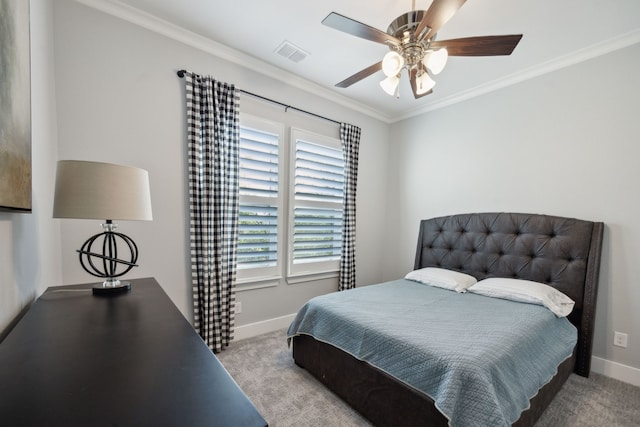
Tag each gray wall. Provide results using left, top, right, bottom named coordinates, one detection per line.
left=0, top=0, right=62, bottom=339
left=384, top=44, right=640, bottom=370
left=52, top=0, right=390, bottom=324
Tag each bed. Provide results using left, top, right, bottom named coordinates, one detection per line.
left=288, top=212, right=604, bottom=427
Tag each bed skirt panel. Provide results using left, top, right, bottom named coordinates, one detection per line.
left=293, top=334, right=576, bottom=427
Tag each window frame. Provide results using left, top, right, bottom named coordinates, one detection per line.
left=236, top=116, right=345, bottom=287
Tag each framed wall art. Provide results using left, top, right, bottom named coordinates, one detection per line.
left=0, top=0, right=31, bottom=213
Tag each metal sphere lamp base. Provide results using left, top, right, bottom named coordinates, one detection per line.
left=77, top=220, right=139, bottom=297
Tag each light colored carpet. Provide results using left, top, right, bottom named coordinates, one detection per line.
left=217, top=329, right=640, bottom=427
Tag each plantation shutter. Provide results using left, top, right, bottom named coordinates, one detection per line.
left=238, top=126, right=279, bottom=270
left=293, top=139, right=344, bottom=266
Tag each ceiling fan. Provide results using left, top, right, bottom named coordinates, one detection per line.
left=322, top=0, right=523, bottom=99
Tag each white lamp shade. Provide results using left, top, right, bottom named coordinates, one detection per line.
left=382, top=51, right=405, bottom=77
left=380, top=75, right=400, bottom=96
left=53, top=160, right=153, bottom=221
left=424, top=48, right=448, bottom=75
left=415, top=72, right=436, bottom=95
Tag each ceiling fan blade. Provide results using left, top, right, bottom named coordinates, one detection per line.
left=323, top=12, right=400, bottom=46
left=430, top=34, right=523, bottom=56
left=336, top=61, right=382, bottom=88
left=409, top=68, right=433, bottom=99
left=415, top=0, right=467, bottom=41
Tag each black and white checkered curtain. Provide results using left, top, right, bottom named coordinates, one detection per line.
left=339, top=123, right=361, bottom=291
left=183, top=71, right=239, bottom=352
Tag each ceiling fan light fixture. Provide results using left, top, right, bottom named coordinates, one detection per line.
left=380, top=74, right=400, bottom=96
left=382, top=51, right=405, bottom=77
left=424, top=48, right=448, bottom=75
left=415, top=71, right=436, bottom=95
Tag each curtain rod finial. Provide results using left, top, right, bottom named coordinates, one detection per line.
left=177, top=69, right=186, bottom=78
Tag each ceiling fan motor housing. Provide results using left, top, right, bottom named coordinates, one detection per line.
left=387, top=10, right=427, bottom=37
left=387, top=11, right=432, bottom=68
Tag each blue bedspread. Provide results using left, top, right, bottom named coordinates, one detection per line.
left=287, top=279, right=577, bottom=427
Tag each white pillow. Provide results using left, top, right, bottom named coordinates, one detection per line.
left=405, top=267, right=477, bottom=293
left=468, top=278, right=575, bottom=317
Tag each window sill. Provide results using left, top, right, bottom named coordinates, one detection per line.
left=236, top=276, right=281, bottom=292
left=287, top=271, right=339, bottom=285
left=235, top=270, right=339, bottom=290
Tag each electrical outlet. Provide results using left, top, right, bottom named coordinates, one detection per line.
left=613, top=331, right=628, bottom=348
left=235, top=301, right=242, bottom=314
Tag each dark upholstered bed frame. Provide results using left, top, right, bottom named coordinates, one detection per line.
left=292, top=212, right=604, bottom=427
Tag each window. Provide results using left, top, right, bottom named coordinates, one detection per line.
left=237, top=116, right=284, bottom=283
left=289, top=129, right=344, bottom=277
left=237, top=116, right=344, bottom=285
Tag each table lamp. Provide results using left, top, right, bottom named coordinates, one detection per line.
left=53, top=160, right=153, bottom=295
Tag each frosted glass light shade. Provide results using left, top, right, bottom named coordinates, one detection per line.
left=382, top=51, right=405, bottom=77
left=415, top=72, right=436, bottom=95
left=424, top=48, right=448, bottom=75
left=53, top=160, right=153, bottom=221
left=380, top=75, right=400, bottom=96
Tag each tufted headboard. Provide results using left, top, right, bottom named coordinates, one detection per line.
left=414, top=212, right=604, bottom=377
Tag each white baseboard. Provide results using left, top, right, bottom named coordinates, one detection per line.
left=234, top=313, right=297, bottom=341
left=591, top=356, right=640, bottom=387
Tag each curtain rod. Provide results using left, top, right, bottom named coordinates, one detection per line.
left=177, top=70, right=340, bottom=125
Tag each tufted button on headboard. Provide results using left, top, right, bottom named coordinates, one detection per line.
left=413, top=212, right=604, bottom=377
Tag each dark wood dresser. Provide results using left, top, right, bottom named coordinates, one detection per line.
left=0, top=277, right=267, bottom=427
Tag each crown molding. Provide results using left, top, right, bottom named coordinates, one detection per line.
left=73, top=1, right=639, bottom=125
left=394, top=29, right=640, bottom=122
left=73, top=0, right=394, bottom=124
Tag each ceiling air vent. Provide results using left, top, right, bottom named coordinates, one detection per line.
left=275, top=41, right=309, bottom=63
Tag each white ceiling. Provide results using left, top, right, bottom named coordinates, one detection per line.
left=109, top=0, right=640, bottom=121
